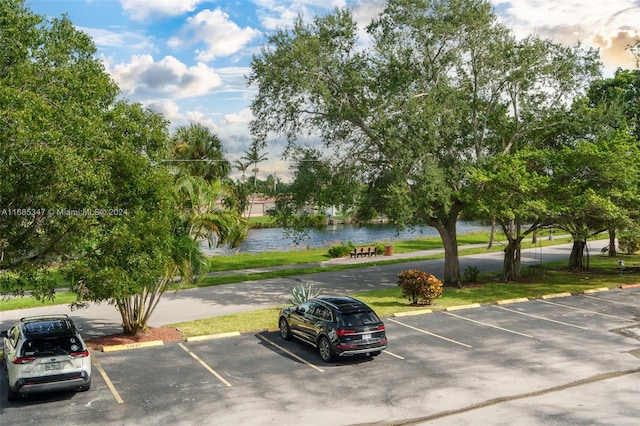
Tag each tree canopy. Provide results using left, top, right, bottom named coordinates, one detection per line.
left=249, top=0, right=601, bottom=286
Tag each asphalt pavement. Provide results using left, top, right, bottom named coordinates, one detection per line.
left=0, top=238, right=610, bottom=338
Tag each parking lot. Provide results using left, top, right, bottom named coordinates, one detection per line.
left=2, top=287, right=640, bottom=425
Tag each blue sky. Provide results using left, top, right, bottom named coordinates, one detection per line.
left=26, top=0, right=640, bottom=181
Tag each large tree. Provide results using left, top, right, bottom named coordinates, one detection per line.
left=248, top=0, right=599, bottom=286
left=546, top=129, right=640, bottom=271
left=0, top=0, right=121, bottom=279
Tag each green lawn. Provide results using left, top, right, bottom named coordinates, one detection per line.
left=5, top=233, right=636, bottom=343
left=171, top=252, right=640, bottom=338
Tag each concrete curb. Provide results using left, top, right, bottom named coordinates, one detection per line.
left=185, top=331, right=241, bottom=342
left=394, top=309, right=433, bottom=317
left=541, top=292, right=572, bottom=299
left=582, top=287, right=610, bottom=294
left=445, top=303, right=481, bottom=311
left=620, top=283, right=640, bottom=289
left=496, top=298, right=529, bottom=305
left=101, top=340, right=164, bottom=353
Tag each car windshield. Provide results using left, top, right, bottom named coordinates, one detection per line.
left=21, top=336, right=85, bottom=357
left=338, top=311, right=380, bottom=327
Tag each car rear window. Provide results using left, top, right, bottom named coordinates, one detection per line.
left=21, top=336, right=85, bottom=357
left=339, top=311, right=380, bottom=327
left=24, top=319, right=74, bottom=338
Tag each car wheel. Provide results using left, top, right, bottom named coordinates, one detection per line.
left=318, top=336, right=335, bottom=362
left=279, top=317, right=292, bottom=340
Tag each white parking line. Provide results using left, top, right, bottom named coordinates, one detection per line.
left=91, top=356, right=124, bottom=404
left=179, top=343, right=233, bottom=387
left=583, top=294, right=640, bottom=306
left=539, top=299, right=635, bottom=322
left=443, top=312, right=533, bottom=338
left=383, top=350, right=405, bottom=360
left=255, top=334, right=324, bottom=372
left=386, top=318, right=472, bottom=348
left=494, top=306, right=589, bottom=330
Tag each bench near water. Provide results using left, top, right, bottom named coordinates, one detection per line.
left=350, top=246, right=378, bottom=258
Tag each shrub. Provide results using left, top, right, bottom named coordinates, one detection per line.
left=328, top=241, right=355, bottom=258
left=618, top=229, right=640, bottom=255
left=462, top=266, right=480, bottom=283
left=288, top=282, right=320, bottom=305
left=397, top=269, right=443, bottom=305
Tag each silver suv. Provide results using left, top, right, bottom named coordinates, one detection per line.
left=2, top=315, right=92, bottom=401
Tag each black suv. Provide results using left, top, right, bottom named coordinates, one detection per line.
left=278, top=296, right=387, bottom=362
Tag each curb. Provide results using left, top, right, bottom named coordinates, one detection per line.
left=582, top=287, right=609, bottom=294
left=101, top=340, right=164, bottom=353
left=394, top=309, right=432, bottom=317
left=496, top=298, right=529, bottom=305
left=620, top=283, right=640, bottom=289
left=185, top=331, right=241, bottom=342
left=541, top=292, right=572, bottom=299
left=445, top=303, right=481, bottom=311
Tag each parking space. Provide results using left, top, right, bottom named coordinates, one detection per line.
left=2, top=287, right=640, bottom=425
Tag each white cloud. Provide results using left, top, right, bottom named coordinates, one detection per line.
left=109, top=55, right=222, bottom=98
left=253, top=0, right=348, bottom=30
left=146, top=100, right=182, bottom=121
left=494, top=0, right=640, bottom=72
left=121, top=0, right=203, bottom=20
left=168, top=8, right=261, bottom=61
left=184, top=111, right=221, bottom=133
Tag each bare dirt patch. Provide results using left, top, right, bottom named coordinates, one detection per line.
left=85, top=326, right=183, bottom=351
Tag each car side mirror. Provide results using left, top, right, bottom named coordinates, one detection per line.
left=296, top=307, right=305, bottom=314
left=1, top=330, right=7, bottom=338
left=76, top=324, right=85, bottom=332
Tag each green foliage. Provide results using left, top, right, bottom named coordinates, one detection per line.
left=618, top=229, right=640, bottom=254
left=288, top=282, right=320, bottom=305
left=397, top=269, right=443, bottom=305
left=328, top=241, right=355, bottom=258
left=248, top=0, right=600, bottom=286
left=462, top=266, right=480, bottom=283
left=169, top=123, right=231, bottom=181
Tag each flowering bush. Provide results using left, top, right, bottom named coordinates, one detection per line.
left=397, top=269, right=443, bottom=305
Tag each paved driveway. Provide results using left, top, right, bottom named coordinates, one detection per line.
left=2, top=285, right=639, bottom=425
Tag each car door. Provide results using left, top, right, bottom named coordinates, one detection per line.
left=311, top=304, right=333, bottom=341
left=288, top=301, right=314, bottom=342
left=295, top=301, right=320, bottom=344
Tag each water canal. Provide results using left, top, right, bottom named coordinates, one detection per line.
left=202, top=221, right=491, bottom=255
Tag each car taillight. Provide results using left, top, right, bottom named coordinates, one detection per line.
left=336, top=329, right=356, bottom=337
left=70, top=350, right=90, bottom=358
left=13, top=357, right=37, bottom=364
left=376, top=324, right=385, bottom=332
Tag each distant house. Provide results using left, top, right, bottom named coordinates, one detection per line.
left=243, top=195, right=276, bottom=217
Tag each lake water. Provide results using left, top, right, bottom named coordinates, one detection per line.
left=202, top=221, right=491, bottom=255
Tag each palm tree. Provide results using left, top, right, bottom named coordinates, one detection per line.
left=170, top=123, right=231, bottom=181
left=241, top=144, right=268, bottom=218
left=115, top=175, right=248, bottom=334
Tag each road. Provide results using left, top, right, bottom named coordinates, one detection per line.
left=0, top=239, right=609, bottom=338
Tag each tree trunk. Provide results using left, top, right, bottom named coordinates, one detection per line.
left=608, top=229, right=617, bottom=257
left=502, top=237, right=523, bottom=281
left=487, top=218, right=495, bottom=249
left=568, top=239, right=588, bottom=271
left=434, top=215, right=461, bottom=288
